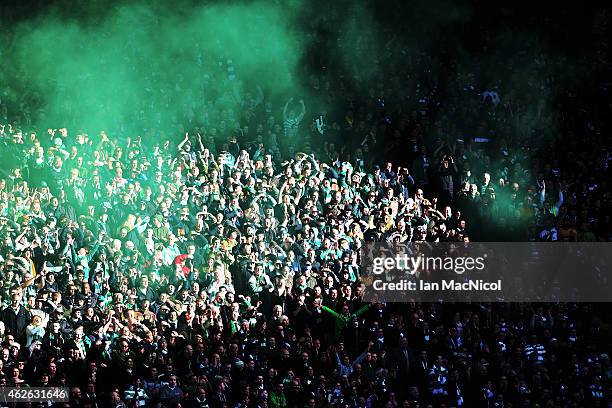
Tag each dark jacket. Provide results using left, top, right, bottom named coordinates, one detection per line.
left=1, top=305, right=32, bottom=343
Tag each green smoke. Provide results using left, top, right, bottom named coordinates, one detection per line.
left=336, top=3, right=382, bottom=85
left=332, top=0, right=471, bottom=87
left=2, top=0, right=311, bottom=138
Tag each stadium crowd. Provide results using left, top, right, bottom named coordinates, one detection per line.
left=1, top=5, right=611, bottom=408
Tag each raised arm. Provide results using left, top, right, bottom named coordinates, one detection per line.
left=321, top=305, right=342, bottom=320
left=283, top=98, right=293, bottom=120
left=335, top=352, right=343, bottom=368
left=277, top=182, right=288, bottom=204
left=538, top=180, right=546, bottom=205
left=353, top=303, right=371, bottom=317
left=296, top=99, right=306, bottom=122
left=554, top=189, right=564, bottom=211
left=177, top=133, right=190, bottom=152
left=197, top=133, right=205, bottom=152
left=352, top=350, right=368, bottom=367
left=86, top=240, right=101, bottom=262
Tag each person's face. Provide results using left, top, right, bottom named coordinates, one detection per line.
left=111, top=391, right=121, bottom=403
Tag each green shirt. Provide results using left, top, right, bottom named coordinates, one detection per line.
left=322, top=304, right=371, bottom=339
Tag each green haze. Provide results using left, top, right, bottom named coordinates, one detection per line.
left=2, top=0, right=311, bottom=138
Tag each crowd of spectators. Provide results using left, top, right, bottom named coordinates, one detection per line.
left=1, top=3, right=611, bottom=408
